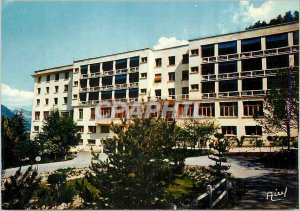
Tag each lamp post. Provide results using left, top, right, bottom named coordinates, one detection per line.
left=35, top=156, right=41, bottom=172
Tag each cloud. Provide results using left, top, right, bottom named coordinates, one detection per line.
left=233, top=0, right=299, bottom=24
left=1, top=84, right=33, bottom=110
left=153, top=37, right=188, bottom=50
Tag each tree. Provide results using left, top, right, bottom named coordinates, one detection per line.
left=36, top=109, right=81, bottom=160
left=207, top=133, right=231, bottom=182
left=78, top=118, right=180, bottom=209
left=255, top=67, right=299, bottom=149
left=255, top=139, right=264, bottom=152
left=2, top=167, right=41, bottom=209
left=182, top=120, right=218, bottom=149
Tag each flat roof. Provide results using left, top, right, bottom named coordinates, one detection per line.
left=35, top=64, right=73, bottom=73
left=189, top=21, right=299, bottom=42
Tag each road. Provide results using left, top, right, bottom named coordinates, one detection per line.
left=3, top=152, right=108, bottom=177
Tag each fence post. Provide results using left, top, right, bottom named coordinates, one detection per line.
left=207, top=184, right=212, bottom=208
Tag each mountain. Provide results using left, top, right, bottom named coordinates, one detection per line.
left=1, top=105, right=14, bottom=118
left=1, top=105, right=32, bottom=131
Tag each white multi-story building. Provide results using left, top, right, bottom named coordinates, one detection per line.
left=31, top=22, right=299, bottom=151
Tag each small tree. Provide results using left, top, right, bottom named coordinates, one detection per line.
left=78, top=118, right=180, bottom=209
left=2, top=167, right=41, bottom=209
left=36, top=109, right=81, bottom=160
left=207, top=133, right=231, bottom=182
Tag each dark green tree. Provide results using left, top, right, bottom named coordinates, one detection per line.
left=78, top=118, right=180, bottom=209
left=36, top=109, right=81, bottom=160
left=2, top=167, right=41, bottom=209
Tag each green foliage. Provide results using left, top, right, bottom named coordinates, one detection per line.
left=78, top=118, right=182, bottom=209
left=1, top=110, right=39, bottom=168
left=208, top=133, right=231, bottom=182
left=182, top=120, right=218, bottom=149
left=255, top=139, right=264, bottom=152
left=36, top=109, right=81, bottom=160
left=246, top=11, right=299, bottom=30
left=2, top=167, right=41, bottom=209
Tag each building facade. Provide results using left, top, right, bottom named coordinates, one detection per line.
left=31, top=22, right=299, bottom=151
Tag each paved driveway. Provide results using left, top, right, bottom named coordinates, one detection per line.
left=3, top=152, right=108, bottom=177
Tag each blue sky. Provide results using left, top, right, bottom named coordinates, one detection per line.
left=1, top=0, right=299, bottom=110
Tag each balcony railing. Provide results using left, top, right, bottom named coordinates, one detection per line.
left=128, top=82, right=139, bottom=88
left=201, top=67, right=283, bottom=81
left=80, top=67, right=140, bottom=79
left=201, top=45, right=299, bottom=64
left=201, top=90, right=266, bottom=99
left=115, top=84, right=128, bottom=90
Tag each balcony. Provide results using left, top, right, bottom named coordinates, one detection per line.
left=201, top=45, right=299, bottom=64
left=201, top=90, right=266, bottom=99
left=101, top=85, right=114, bottom=91
left=129, top=67, right=139, bottom=73
left=79, top=67, right=140, bottom=79
left=218, top=72, right=239, bottom=80
left=115, top=84, right=127, bottom=90
left=128, top=82, right=139, bottom=89
left=115, top=68, right=128, bottom=75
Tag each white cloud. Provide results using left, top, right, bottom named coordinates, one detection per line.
left=153, top=37, right=188, bottom=50
left=1, top=84, right=33, bottom=110
left=233, top=0, right=299, bottom=24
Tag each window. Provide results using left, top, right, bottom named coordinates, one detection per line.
left=54, top=86, right=58, bottom=93
left=115, top=74, right=127, bottom=84
left=243, top=101, right=263, bottom=117
left=155, top=89, right=161, bottom=98
left=220, top=102, right=238, bottom=117
left=44, top=111, right=49, bottom=119
left=90, top=108, right=95, bottom=120
left=64, top=85, right=68, bottom=92
left=130, top=57, right=139, bottom=68
left=155, top=58, right=162, bottom=67
left=116, top=59, right=127, bottom=69
left=81, top=65, right=88, bottom=74
left=90, top=63, right=100, bottom=73
left=242, top=78, right=262, bottom=91
left=191, top=66, right=199, bottom=73
left=74, top=81, right=78, bottom=86
left=266, top=33, right=288, bottom=49
left=219, top=61, right=237, bottom=74
left=140, top=89, right=147, bottom=94
left=35, top=112, right=40, bottom=121
left=141, top=57, right=148, bottom=63
left=54, top=98, right=58, bottom=105
left=182, top=70, right=189, bottom=80
left=101, top=108, right=111, bottom=118
left=245, top=126, right=262, bottom=136
left=168, top=88, right=175, bottom=99
left=218, top=41, right=237, bottom=55
left=101, top=76, right=112, bottom=86
left=182, top=54, right=189, bottom=64
left=64, top=72, right=69, bottom=79
left=78, top=139, right=83, bottom=145
left=242, top=58, right=262, bottom=72
left=295, top=53, right=299, bottom=67
left=191, top=49, right=199, bottom=56
left=64, top=97, right=68, bottom=104
left=79, top=109, right=83, bottom=119
left=115, top=89, right=126, bottom=99
left=34, top=126, right=39, bottom=132
left=202, top=81, right=215, bottom=93
left=37, top=77, right=41, bottom=83
left=45, top=98, right=49, bottom=105
left=182, top=87, right=189, bottom=95
left=266, top=55, right=289, bottom=69
left=55, top=74, right=59, bottom=81
left=46, top=87, right=50, bottom=94
left=141, top=73, right=147, bottom=79
left=74, top=68, right=79, bottom=74
left=101, top=126, right=110, bottom=133
left=73, top=94, right=78, bottom=100
left=37, top=99, right=40, bottom=106
left=78, top=126, right=84, bottom=133
left=168, top=56, right=175, bottom=66
left=102, top=61, right=113, bottom=71
left=88, top=126, right=96, bottom=133
left=219, top=80, right=238, bottom=92
left=199, top=103, right=215, bottom=117
left=37, top=88, right=41, bottom=94
left=202, top=64, right=215, bottom=75
left=241, top=38, right=261, bottom=52
left=101, top=91, right=112, bottom=100
left=168, top=72, right=175, bottom=81
left=202, top=44, right=214, bottom=57
left=191, top=84, right=199, bottom=91
left=222, top=126, right=237, bottom=135
left=293, top=31, right=299, bottom=45
left=88, top=139, right=96, bottom=145
left=46, top=75, right=50, bottom=82
left=154, top=74, right=162, bottom=83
